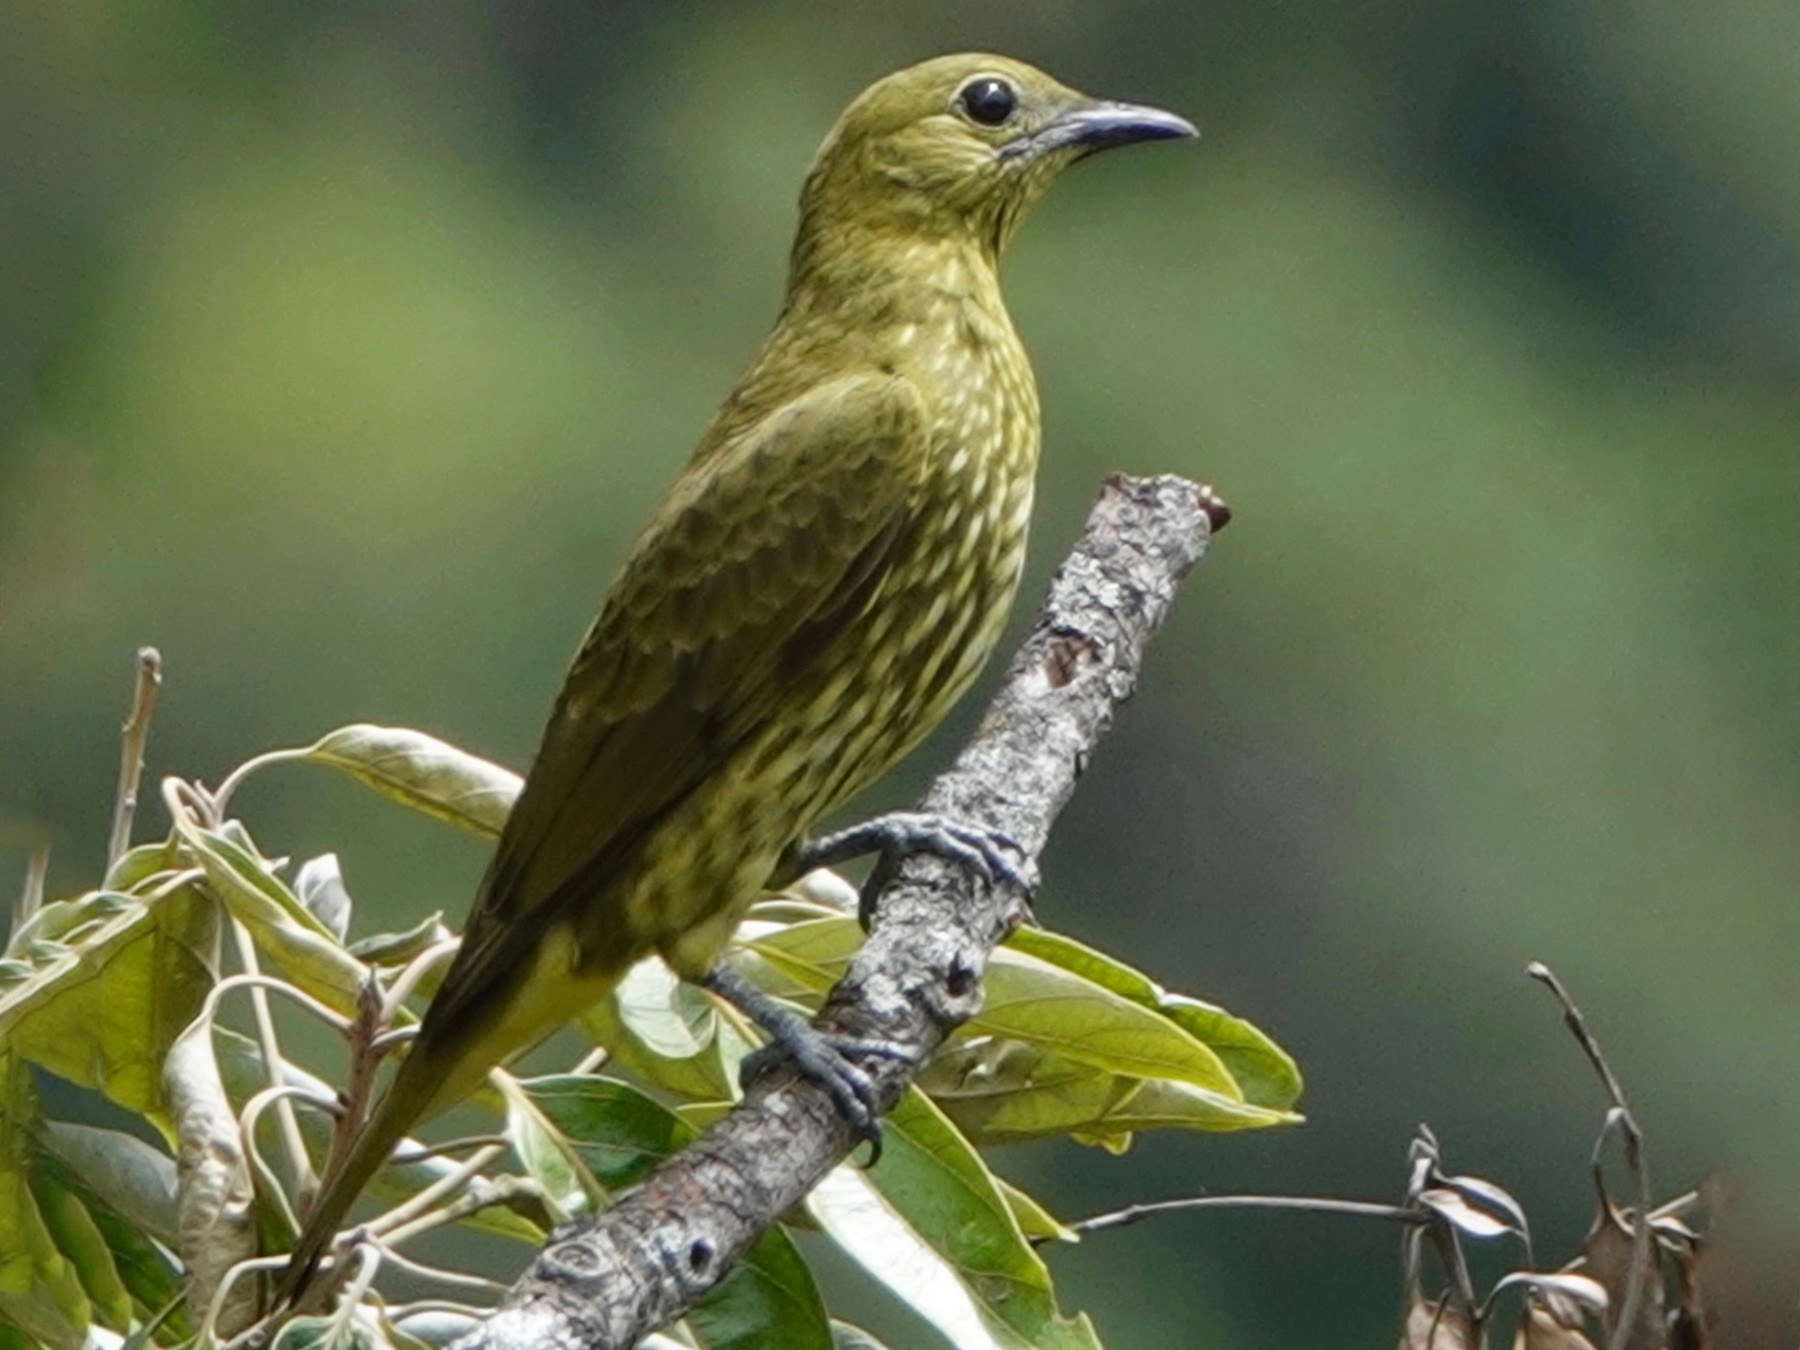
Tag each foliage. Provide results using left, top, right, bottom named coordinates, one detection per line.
left=0, top=720, right=1300, bottom=1348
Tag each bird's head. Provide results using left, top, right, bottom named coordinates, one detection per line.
left=797, top=54, right=1195, bottom=261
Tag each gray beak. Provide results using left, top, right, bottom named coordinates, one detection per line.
left=1003, top=100, right=1198, bottom=160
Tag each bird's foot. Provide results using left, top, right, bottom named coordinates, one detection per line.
left=703, top=965, right=909, bottom=1158
left=794, top=812, right=1038, bottom=896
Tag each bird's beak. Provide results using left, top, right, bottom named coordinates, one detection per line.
left=1002, top=100, right=1197, bottom=161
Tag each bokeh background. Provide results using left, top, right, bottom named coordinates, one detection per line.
left=3, top=2, right=1797, bottom=1344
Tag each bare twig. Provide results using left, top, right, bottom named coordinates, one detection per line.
left=232, top=920, right=318, bottom=1201
left=1527, top=961, right=1654, bottom=1350
left=1067, top=1193, right=1425, bottom=1237
left=391, top=1134, right=513, bottom=1166
left=211, top=747, right=309, bottom=820
left=377, top=1174, right=545, bottom=1251
left=107, top=647, right=163, bottom=870
left=368, top=1143, right=510, bottom=1243
left=370, top=1241, right=510, bottom=1294
left=453, top=473, right=1226, bottom=1350
left=381, top=938, right=463, bottom=1022
left=16, top=839, right=50, bottom=929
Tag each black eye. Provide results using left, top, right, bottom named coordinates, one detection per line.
left=958, top=78, right=1017, bottom=127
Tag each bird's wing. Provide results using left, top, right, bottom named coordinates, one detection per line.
left=426, top=370, right=929, bottom=1030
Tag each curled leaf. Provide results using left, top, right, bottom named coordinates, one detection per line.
left=164, top=998, right=257, bottom=1336
left=171, top=815, right=370, bottom=1017
left=293, top=855, right=353, bottom=944
left=298, top=725, right=522, bottom=838
left=1419, top=1187, right=1516, bottom=1240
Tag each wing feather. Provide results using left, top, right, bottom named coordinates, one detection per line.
left=422, top=371, right=928, bottom=1035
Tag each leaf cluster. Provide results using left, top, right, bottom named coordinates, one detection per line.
left=0, top=720, right=1301, bottom=1350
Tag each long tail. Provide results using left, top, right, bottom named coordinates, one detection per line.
left=273, top=928, right=630, bottom=1309
left=272, top=1039, right=455, bottom=1309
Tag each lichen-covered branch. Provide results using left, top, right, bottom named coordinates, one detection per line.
left=454, top=473, right=1226, bottom=1350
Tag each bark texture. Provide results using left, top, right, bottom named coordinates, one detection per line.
left=454, top=472, right=1224, bottom=1350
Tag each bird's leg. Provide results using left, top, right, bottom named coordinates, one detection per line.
left=788, top=812, right=1038, bottom=910
left=702, top=964, right=911, bottom=1152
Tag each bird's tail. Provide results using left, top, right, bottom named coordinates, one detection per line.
left=272, top=1037, right=456, bottom=1310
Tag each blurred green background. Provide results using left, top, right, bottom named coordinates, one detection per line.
left=3, top=1, right=1796, bottom=1344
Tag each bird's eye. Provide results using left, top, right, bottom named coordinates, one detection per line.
left=958, top=78, right=1017, bottom=127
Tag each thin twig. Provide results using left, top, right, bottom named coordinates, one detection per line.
left=381, top=938, right=462, bottom=1022
left=210, top=747, right=309, bottom=820
left=16, top=839, right=50, bottom=929
left=239, top=1084, right=339, bottom=1236
left=368, top=1143, right=509, bottom=1242
left=203, top=1256, right=289, bottom=1345
left=326, top=1247, right=382, bottom=1341
left=1527, top=961, right=1654, bottom=1350
left=370, top=1025, right=421, bottom=1054
left=193, top=972, right=354, bottom=1039
left=391, top=1134, right=514, bottom=1166
left=370, top=1240, right=509, bottom=1294
left=391, top=1299, right=490, bottom=1321
left=377, top=1174, right=544, bottom=1250
left=107, top=647, right=162, bottom=870
left=567, top=1045, right=611, bottom=1077
left=1066, top=1193, right=1426, bottom=1238
left=233, top=920, right=318, bottom=1200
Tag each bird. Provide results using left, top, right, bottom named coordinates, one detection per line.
left=276, top=51, right=1194, bottom=1303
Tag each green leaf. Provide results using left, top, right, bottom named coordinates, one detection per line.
left=522, top=1076, right=831, bottom=1349
left=521, top=1076, right=691, bottom=1192
left=918, top=1038, right=1292, bottom=1148
left=687, top=1229, right=831, bottom=1350
left=31, top=1171, right=133, bottom=1331
left=386, top=1308, right=480, bottom=1349
left=738, top=916, right=1301, bottom=1148
left=0, top=878, right=215, bottom=1132
left=1005, top=929, right=1302, bottom=1111
left=32, top=1148, right=185, bottom=1337
left=997, top=1179, right=1076, bottom=1246
left=973, top=945, right=1244, bottom=1093
left=100, top=842, right=181, bottom=895
left=740, top=918, right=1283, bottom=1113
left=807, top=1089, right=1101, bottom=1350
left=297, top=724, right=522, bottom=838
left=170, top=815, right=372, bottom=1017
left=348, top=912, right=451, bottom=967
left=500, top=1080, right=601, bottom=1220
left=40, top=1123, right=179, bottom=1246
left=743, top=917, right=1238, bottom=1089
left=0, top=1055, right=90, bottom=1350
left=580, top=958, right=747, bottom=1106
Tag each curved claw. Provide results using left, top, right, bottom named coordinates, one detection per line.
left=798, top=812, right=1037, bottom=895
left=705, top=965, right=911, bottom=1161
left=740, top=1035, right=893, bottom=1156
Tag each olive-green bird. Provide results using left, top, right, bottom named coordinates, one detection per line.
left=279, top=52, right=1193, bottom=1299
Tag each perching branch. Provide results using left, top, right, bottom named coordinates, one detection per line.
left=453, top=472, right=1228, bottom=1350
